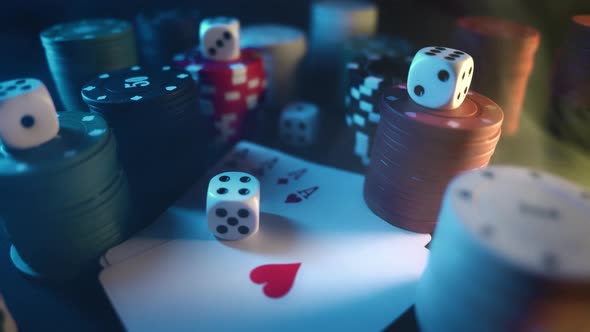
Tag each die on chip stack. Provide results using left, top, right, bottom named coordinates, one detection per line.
left=452, top=16, right=540, bottom=135
left=0, top=79, right=132, bottom=280
left=416, top=166, right=590, bottom=332
left=548, top=15, right=590, bottom=150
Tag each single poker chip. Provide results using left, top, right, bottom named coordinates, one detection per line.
left=40, top=19, right=138, bottom=112
left=173, top=48, right=265, bottom=77
left=135, top=8, right=201, bottom=65
left=381, top=84, right=503, bottom=139
left=416, top=166, right=590, bottom=332
left=41, top=19, right=132, bottom=45
left=81, top=65, right=194, bottom=106
left=445, top=166, right=590, bottom=279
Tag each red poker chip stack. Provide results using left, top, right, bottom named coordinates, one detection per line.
left=548, top=15, right=590, bottom=149
left=172, top=48, right=266, bottom=145
left=452, top=16, right=540, bottom=136
left=363, top=84, right=504, bottom=234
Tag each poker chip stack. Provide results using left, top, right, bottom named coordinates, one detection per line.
left=41, top=19, right=138, bottom=112
left=416, top=166, right=590, bottom=332
left=363, top=84, right=503, bottom=233
left=81, top=65, right=208, bottom=227
left=172, top=48, right=266, bottom=147
left=240, top=24, right=307, bottom=109
left=135, top=8, right=201, bottom=65
left=548, top=15, right=590, bottom=150
left=0, top=111, right=132, bottom=280
left=344, top=36, right=414, bottom=165
left=452, top=16, right=540, bottom=135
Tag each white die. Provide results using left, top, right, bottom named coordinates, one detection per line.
left=279, top=102, right=320, bottom=147
left=199, top=17, right=241, bottom=62
left=0, top=78, right=59, bottom=149
left=206, top=172, right=260, bottom=241
left=407, top=46, right=474, bottom=110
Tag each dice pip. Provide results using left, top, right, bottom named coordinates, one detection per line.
left=199, top=17, right=241, bottom=62
left=207, top=172, right=260, bottom=241
left=407, top=46, right=474, bottom=110
left=279, top=102, right=320, bottom=147
left=0, top=78, right=59, bottom=149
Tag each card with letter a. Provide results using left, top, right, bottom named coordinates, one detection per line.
left=99, top=141, right=431, bottom=332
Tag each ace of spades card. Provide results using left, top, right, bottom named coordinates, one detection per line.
left=99, top=141, right=431, bottom=332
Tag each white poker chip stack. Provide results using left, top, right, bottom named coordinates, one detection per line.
left=416, top=166, right=590, bottom=332
left=241, top=24, right=307, bottom=108
left=309, top=0, right=378, bottom=67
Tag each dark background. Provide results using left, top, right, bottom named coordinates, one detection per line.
left=1, top=0, right=589, bottom=331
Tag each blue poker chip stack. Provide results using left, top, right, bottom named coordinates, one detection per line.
left=0, top=112, right=133, bottom=280
left=81, top=65, right=208, bottom=229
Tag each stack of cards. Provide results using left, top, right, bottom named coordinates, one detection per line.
left=99, top=141, right=431, bottom=331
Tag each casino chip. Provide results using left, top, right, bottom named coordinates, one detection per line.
left=363, top=84, right=503, bottom=233
left=452, top=16, right=540, bottom=135
left=416, top=166, right=590, bottom=332
left=40, top=19, right=138, bottom=112
left=549, top=15, right=590, bottom=151
left=82, top=65, right=208, bottom=227
left=343, top=36, right=414, bottom=166
left=0, top=111, right=132, bottom=280
left=135, top=8, right=201, bottom=65
left=172, top=48, right=266, bottom=147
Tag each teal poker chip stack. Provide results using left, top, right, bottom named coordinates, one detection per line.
left=41, top=19, right=139, bottom=112
left=81, top=65, right=208, bottom=229
left=0, top=112, right=133, bottom=280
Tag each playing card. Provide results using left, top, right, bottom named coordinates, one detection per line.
left=99, top=141, right=431, bottom=331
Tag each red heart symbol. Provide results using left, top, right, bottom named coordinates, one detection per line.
left=285, top=193, right=302, bottom=203
left=250, top=263, right=301, bottom=299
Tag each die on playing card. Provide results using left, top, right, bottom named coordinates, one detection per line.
left=407, top=46, right=474, bottom=110
left=206, top=171, right=260, bottom=241
left=0, top=78, right=59, bottom=149
left=278, top=102, right=320, bottom=147
left=199, top=17, right=240, bottom=62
